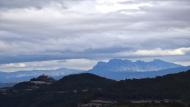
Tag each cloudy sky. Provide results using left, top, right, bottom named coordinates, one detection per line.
left=0, top=0, right=190, bottom=72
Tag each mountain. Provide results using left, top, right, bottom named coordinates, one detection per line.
left=89, top=59, right=190, bottom=80
left=0, top=68, right=83, bottom=83
left=0, top=70, right=190, bottom=107
left=91, top=59, right=182, bottom=72
left=0, top=59, right=189, bottom=83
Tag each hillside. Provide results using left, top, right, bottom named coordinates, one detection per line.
left=0, top=70, right=190, bottom=107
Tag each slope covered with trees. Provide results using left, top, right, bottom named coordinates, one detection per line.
left=0, top=70, right=190, bottom=107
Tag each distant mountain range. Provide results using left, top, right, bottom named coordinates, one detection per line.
left=0, top=59, right=189, bottom=83
left=89, top=59, right=190, bottom=80
left=0, top=68, right=83, bottom=83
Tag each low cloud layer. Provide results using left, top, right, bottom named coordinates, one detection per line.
left=0, top=0, right=190, bottom=71
left=0, top=59, right=97, bottom=72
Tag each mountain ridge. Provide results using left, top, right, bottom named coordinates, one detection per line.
left=89, top=59, right=189, bottom=80
left=91, top=59, right=182, bottom=72
left=0, top=59, right=189, bottom=83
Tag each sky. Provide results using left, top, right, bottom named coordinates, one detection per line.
left=0, top=0, right=190, bottom=72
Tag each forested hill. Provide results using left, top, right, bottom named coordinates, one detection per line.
left=0, top=70, right=190, bottom=107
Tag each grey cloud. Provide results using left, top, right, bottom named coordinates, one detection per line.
left=0, top=0, right=63, bottom=9
left=0, top=0, right=190, bottom=66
